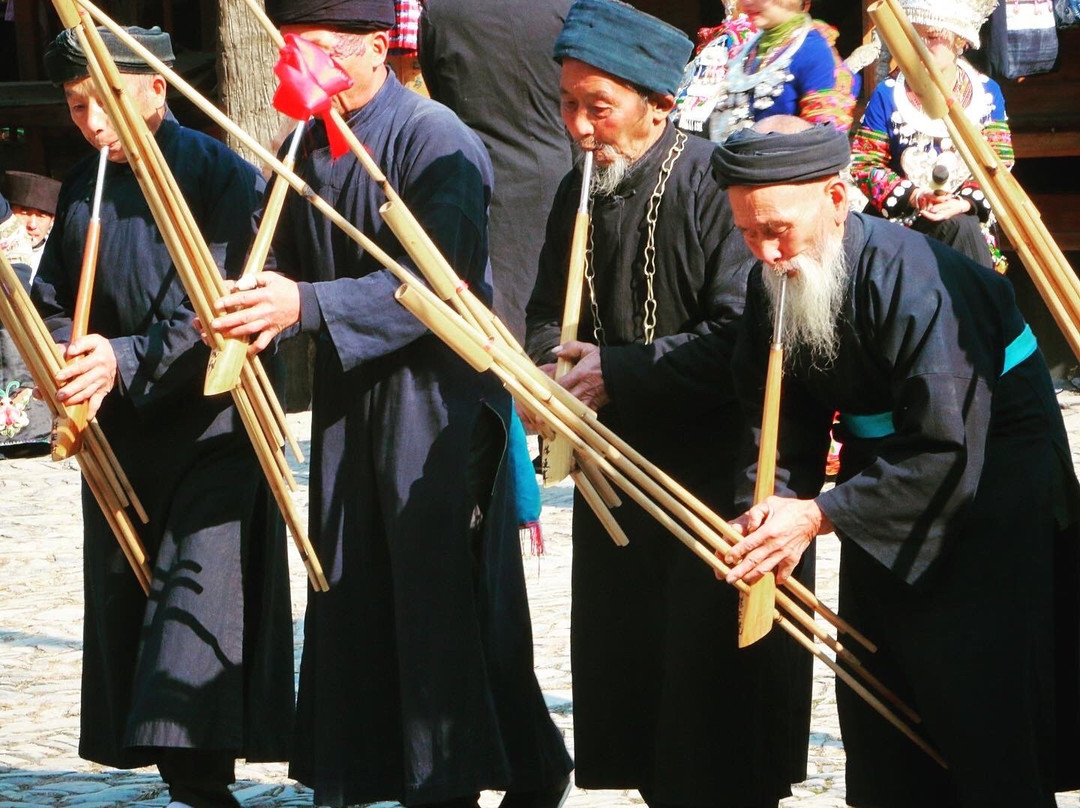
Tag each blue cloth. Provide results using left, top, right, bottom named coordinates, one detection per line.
left=553, top=0, right=692, bottom=96
left=507, top=408, right=541, bottom=524
left=840, top=322, right=1039, bottom=440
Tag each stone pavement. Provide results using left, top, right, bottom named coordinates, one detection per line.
left=3, top=400, right=1080, bottom=808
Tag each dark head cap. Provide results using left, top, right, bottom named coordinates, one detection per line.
left=266, top=0, right=396, bottom=32
left=712, top=121, right=851, bottom=189
left=0, top=172, right=62, bottom=215
left=44, top=26, right=174, bottom=86
left=554, top=0, right=693, bottom=97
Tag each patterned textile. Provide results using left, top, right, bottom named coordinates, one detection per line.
left=850, top=59, right=1014, bottom=269
left=673, top=18, right=855, bottom=142
left=390, top=0, right=420, bottom=52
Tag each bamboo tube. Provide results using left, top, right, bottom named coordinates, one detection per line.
left=53, top=146, right=110, bottom=459
left=75, top=1, right=880, bottom=650
left=0, top=253, right=152, bottom=592
left=576, top=454, right=622, bottom=509
left=738, top=275, right=789, bottom=648
left=394, top=285, right=495, bottom=372
left=205, top=120, right=307, bottom=396
left=571, top=467, right=631, bottom=547
left=57, top=0, right=328, bottom=591
left=542, top=150, right=594, bottom=486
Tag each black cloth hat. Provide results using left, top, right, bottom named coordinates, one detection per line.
left=0, top=172, right=62, bottom=215
left=266, top=0, right=396, bottom=32
left=712, top=124, right=851, bottom=188
left=553, top=0, right=693, bottom=97
left=44, top=26, right=175, bottom=86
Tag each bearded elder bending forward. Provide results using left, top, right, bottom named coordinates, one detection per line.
left=717, top=116, right=1080, bottom=807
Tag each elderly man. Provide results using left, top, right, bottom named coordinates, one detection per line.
left=0, top=177, right=55, bottom=456
left=208, top=2, right=572, bottom=807
left=524, top=3, right=812, bottom=807
left=32, top=26, right=294, bottom=808
left=718, top=116, right=1080, bottom=807
left=1, top=170, right=61, bottom=275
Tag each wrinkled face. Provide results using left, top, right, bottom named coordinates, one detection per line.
left=11, top=205, right=54, bottom=244
left=559, top=58, right=669, bottom=169
left=64, top=74, right=166, bottom=163
left=739, top=0, right=802, bottom=30
left=729, top=180, right=841, bottom=267
left=730, top=180, right=849, bottom=364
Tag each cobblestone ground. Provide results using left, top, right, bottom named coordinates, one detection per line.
left=4, top=400, right=1080, bottom=808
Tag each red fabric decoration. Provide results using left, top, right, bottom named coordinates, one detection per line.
left=273, top=34, right=354, bottom=158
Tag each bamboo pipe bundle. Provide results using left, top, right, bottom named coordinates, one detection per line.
left=75, top=5, right=951, bottom=760
left=869, top=0, right=1080, bottom=361
left=84, top=3, right=877, bottom=647
left=0, top=251, right=152, bottom=592
left=51, top=0, right=327, bottom=592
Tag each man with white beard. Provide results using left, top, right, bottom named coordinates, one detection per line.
left=718, top=116, right=1080, bottom=806
left=525, top=4, right=813, bottom=807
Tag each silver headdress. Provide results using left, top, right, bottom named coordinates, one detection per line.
left=898, top=0, right=999, bottom=48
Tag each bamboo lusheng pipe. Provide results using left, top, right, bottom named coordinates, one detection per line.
left=737, top=274, right=788, bottom=648
left=0, top=253, right=152, bottom=592
left=53, top=145, right=110, bottom=460
left=76, top=2, right=899, bottom=670
left=89, top=14, right=936, bottom=751
left=204, top=120, right=308, bottom=396
left=542, top=149, right=594, bottom=486
left=399, top=277, right=936, bottom=760
left=869, top=0, right=1080, bottom=361
left=55, top=0, right=327, bottom=592
left=84, top=10, right=880, bottom=656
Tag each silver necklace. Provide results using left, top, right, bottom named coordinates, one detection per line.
left=584, top=129, right=688, bottom=346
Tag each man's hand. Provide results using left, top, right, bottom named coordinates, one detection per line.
left=55, top=334, right=117, bottom=420
left=553, top=340, right=609, bottom=409
left=723, top=496, right=832, bottom=585
left=209, top=272, right=300, bottom=355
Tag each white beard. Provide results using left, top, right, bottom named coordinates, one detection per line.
left=589, top=147, right=629, bottom=197
left=762, top=229, right=848, bottom=368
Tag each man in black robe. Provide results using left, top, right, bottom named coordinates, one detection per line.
left=208, top=2, right=572, bottom=807
left=524, top=3, right=813, bottom=807
left=718, top=116, right=1080, bottom=807
left=32, top=27, right=295, bottom=808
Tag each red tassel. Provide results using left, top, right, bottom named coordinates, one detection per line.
left=519, top=521, right=544, bottom=557
left=272, top=35, right=354, bottom=158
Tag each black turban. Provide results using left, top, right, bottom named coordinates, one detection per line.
left=712, top=124, right=851, bottom=189
left=554, top=0, right=693, bottom=97
left=266, top=0, right=396, bottom=32
left=0, top=172, right=62, bottom=216
left=44, top=26, right=174, bottom=86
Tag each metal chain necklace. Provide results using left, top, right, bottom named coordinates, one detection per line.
left=585, top=129, right=688, bottom=345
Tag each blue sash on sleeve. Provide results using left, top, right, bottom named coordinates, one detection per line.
left=839, top=324, right=1037, bottom=440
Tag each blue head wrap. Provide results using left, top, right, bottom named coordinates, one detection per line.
left=554, top=0, right=693, bottom=97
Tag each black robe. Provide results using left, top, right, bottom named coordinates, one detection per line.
left=31, top=114, right=295, bottom=769
left=419, top=0, right=573, bottom=340
left=525, top=123, right=814, bottom=806
left=732, top=212, right=1080, bottom=807
left=272, top=71, right=571, bottom=807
